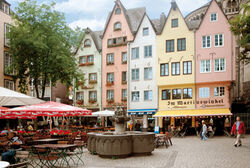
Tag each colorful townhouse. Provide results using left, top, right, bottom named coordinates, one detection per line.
left=75, top=28, right=103, bottom=111
left=101, top=0, right=145, bottom=110
left=127, top=14, right=161, bottom=131
left=195, top=0, right=235, bottom=115
left=155, top=1, right=196, bottom=128
left=0, top=0, right=15, bottom=90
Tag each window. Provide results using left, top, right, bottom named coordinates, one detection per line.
left=107, top=90, right=114, bottom=100
left=183, top=61, right=192, bottom=75
left=131, top=69, right=139, bottom=81
left=144, top=45, right=152, bottom=58
left=210, top=13, right=217, bottom=22
left=172, top=89, right=181, bottom=99
left=214, top=34, right=223, bottom=47
left=84, top=39, right=91, bottom=47
left=107, top=53, right=114, bottom=65
left=117, top=37, right=123, bottom=44
left=162, top=89, right=171, bottom=100
left=122, top=89, right=127, bottom=99
left=166, top=40, right=174, bottom=52
left=4, top=80, right=14, bottom=90
left=202, top=36, right=211, bottom=48
left=4, top=23, right=10, bottom=47
left=2, top=3, right=10, bottom=14
left=89, top=91, right=97, bottom=100
left=89, top=73, right=97, bottom=82
left=4, top=51, right=14, bottom=75
left=87, top=55, right=94, bottom=63
left=183, top=88, right=192, bottom=99
left=214, top=87, right=225, bottom=97
left=144, top=90, right=152, bottom=101
left=107, top=73, right=114, bottom=83
left=200, top=60, right=211, bottom=73
left=132, top=91, right=140, bottom=102
left=214, top=58, right=225, bottom=72
left=122, top=52, right=127, bottom=64
left=177, top=38, right=186, bottom=51
left=160, top=63, right=169, bottom=76
left=143, top=27, right=149, bottom=36
left=122, top=71, right=127, bottom=84
left=79, top=55, right=93, bottom=65
left=132, top=47, right=139, bottom=59
left=171, top=62, right=180, bottom=75
left=76, top=92, right=84, bottom=100
left=199, top=87, right=210, bottom=98
left=114, top=22, right=121, bottom=30
left=108, top=39, right=112, bottom=46
left=79, top=57, right=86, bottom=64
left=171, top=19, right=178, bottom=28
left=115, top=8, right=121, bottom=14
left=144, top=67, right=152, bottom=80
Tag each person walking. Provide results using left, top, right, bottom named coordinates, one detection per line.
left=201, top=120, right=208, bottom=141
left=231, top=116, right=246, bottom=147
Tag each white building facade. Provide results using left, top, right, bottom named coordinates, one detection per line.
left=74, top=28, right=103, bottom=111
left=128, top=15, right=158, bottom=130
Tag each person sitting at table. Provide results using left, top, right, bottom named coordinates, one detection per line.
left=94, top=123, right=99, bottom=128
left=1, top=127, right=9, bottom=134
left=27, top=124, right=33, bottom=131
left=9, top=133, right=23, bottom=145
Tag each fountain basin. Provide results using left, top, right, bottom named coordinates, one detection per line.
left=87, top=131, right=155, bottom=158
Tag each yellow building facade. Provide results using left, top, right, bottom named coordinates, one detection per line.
left=156, top=1, right=195, bottom=113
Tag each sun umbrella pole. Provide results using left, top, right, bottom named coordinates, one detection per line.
left=50, top=116, right=52, bottom=131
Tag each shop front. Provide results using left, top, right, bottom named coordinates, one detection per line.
left=128, top=109, right=157, bottom=132
left=154, top=108, right=232, bottom=136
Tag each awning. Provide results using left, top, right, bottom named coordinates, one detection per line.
left=128, top=109, right=157, bottom=115
left=153, top=108, right=232, bottom=117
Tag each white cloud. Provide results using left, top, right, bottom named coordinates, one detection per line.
left=68, top=18, right=105, bottom=30
left=55, top=0, right=111, bottom=14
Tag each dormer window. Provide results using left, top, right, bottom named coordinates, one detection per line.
left=114, top=22, right=121, bottom=31
left=171, top=19, right=178, bottom=28
left=210, top=13, right=217, bottom=22
left=115, top=8, right=121, bottom=14
left=1, top=2, right=10, bottom=15
left=84, top=39, right=91, bottom=47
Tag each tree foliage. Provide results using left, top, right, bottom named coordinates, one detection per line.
left=229, top=3, right=250, bottom=63
left=8, top=0, right=84, bottom=98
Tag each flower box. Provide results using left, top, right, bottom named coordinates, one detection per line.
left=76, top=100, right=84, bottom=105
left=106, top=81, right=114, bottom=86
left=79, top=63, right=86, bottom=66
left=107, top=99, right=114, bottom=104
left=89, top=99, right=97, bottom=104
left=107, top=62, right=114, bottom=65
left=86, top=62, right=94, bottom=65
left=122, top=81, right=127, bottom=84
left=89, top=80, right=97, bottom=84
left=121, top=98, right=127, bottom=102
left=122, top=61, right=127, bottom=64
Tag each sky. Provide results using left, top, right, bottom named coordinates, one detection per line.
left=7, top=0, right=210, bottom=31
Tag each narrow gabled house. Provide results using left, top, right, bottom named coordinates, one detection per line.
left=127, top=13, right=164, bottom=131
left=195, top=0, right=235, bottom=117
left=75, top=28, right=103, bottom=111
left=101, top=0, right=145, bottom=110
left=154, top=0, right=196, bottom=129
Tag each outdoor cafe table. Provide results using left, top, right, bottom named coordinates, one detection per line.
left=0, top=161, right=10, bottom=168
left=32, top=144, right=77, bottom=167
left=33, top=138, right=59, bottom=144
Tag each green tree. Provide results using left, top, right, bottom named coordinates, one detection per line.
left=229, top=3, right=250, bottom=63
left=8, top=0, right=84, bottom=99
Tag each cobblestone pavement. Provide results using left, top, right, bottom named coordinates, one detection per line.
left=83, top=135, right=250, bottom=168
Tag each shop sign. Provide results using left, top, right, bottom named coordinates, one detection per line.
left=166, top=98, right=224, bottom=106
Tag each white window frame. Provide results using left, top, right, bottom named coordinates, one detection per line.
left=143, top=27, right=149, bottom=36
left=144, top=67, right=152, bottom=80
left=122, top=89, right=127, bottom=99
left=76, top=91, right=84, bottom=100
left=4, top=23, right=10, bottom=47
left=122, top=52, right=127, bottom=63
left=107, top=53, right=114, bottom=64
left=131, top=47, right=139, bottom=59
left=4, top=80, right=15, bottom=90
left=214, top=58, right=226, bottom=72
left=131, top=91, right=140, bottom=102
left=202, top=35, right=211, bottom=48
left=199, top=87, right=210, bottom=98
left=107, top=90, right=114, bottom=100
left=200, top=60, right=211, bottom=73
left=144, top=90, right=152, bottom=101
left=210, top=13, right=218, bottom=22
left=214, top=34, right=224, bottom=47
left=89, top=73, right=97, bottom=81
left=144, top=45, right=152, bottom=58
left=214, top=86, right=225, bottom=97
left=131, top=68, right=139, bottom=81
left=107, top=73, right=114, bottom=83
left=114, top=22, right=121, bottom=30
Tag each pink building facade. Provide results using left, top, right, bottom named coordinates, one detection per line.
left=195, top=0, right=236, bottom=110
left=101, top=0, right=145, bottom=109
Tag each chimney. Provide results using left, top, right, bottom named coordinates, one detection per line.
left=160, top=12, right=166, bottom=28
left=171, top=0, right=177, bottom=10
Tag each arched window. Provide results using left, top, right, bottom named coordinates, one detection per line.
left=114, top=22, right=121, bottom=30
left=84, top=39, right=91, bottom=47
left=115, top=8, right=121, bottom=14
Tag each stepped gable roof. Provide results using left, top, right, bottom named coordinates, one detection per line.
left=102, top=0, right=146, bottom=37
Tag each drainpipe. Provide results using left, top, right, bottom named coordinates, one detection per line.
left=100, top=50, right=103, bottom=111
left=127, top=42, right=131, bottom=112
left=194, top=29, right=197, bottom=109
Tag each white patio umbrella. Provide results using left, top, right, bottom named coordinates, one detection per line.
left=92, top=110, right=115, bottom=117
left=0, top=87, right=44, bottom=106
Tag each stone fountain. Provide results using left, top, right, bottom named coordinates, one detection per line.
left=87, top=105, right=155, bottom=158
